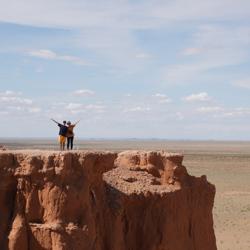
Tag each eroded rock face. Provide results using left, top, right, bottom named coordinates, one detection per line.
left=0, top=150, right=217, bottom=250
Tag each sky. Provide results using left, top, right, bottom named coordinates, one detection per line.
left=0, top=0, right=250, bottom=139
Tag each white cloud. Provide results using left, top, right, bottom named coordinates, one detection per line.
left=162, top=25, right=250, bottom=85
left=219, top=108, right=250, bottom=118
left=182, top=47, right=203, bottom=56
left=0, top=90, right=22, bottom=96
left=152, top=93, right=172, bottom=104
left=151, top=1, right=250, bottom=23
left=29, top=49, right=57, bottom=59
left=65, top=102, right=105, bottom=114
left=183, top=92, right=211, bottom=102
left=135, top=53, right=151, bottom=59
left=162, top=63, right=208, bottom=85
left=0, top=96, right=33, bottom=105
left=0, top=90, right=42, bottom=116
left=66, top=103, right=83, bottom=110
left=28, top=49, right=90, bottom=66
left=197, top=106, right=223, bottom=113
left=176, top=112, right=184, bottom=120
left=196, top=106, right=250, bottom=118
left=85, top=104, right=105, bottom=110
left=28, top=107, right=41, bottom=113
left=73, top=89, right=95, bottom=96
left=0, top=0, right=250, bottom=30
left=153, top=93, right=166, bottom=98
left=3, top=1, right=249, bottom=73
left=123, top=106, right=151, bottom=113
left=1, top=0, right=250, bottom=75
left=159, top=99, right=171, bottom=104
left=35, top=66, right=44, bottom=73
left=0, top=90, right=33, bottom=105
left=233, top=78, right=250, bottom=89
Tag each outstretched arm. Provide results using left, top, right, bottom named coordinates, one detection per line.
left=51, top=118, right=59, bottom=125
left=74, top=120, right=81, bottom=126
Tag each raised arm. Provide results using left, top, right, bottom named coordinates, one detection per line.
left=51, top=118, right=60, bottom=125
left=74, top=120, right=81, bottom=126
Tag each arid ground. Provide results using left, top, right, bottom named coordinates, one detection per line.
left=1, top=139, right=250, bottom=250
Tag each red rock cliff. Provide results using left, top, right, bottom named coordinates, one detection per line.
left=0, top=150, right=216, bottom=250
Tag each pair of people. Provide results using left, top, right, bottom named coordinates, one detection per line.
left=51, top=119, right=79, bottom=150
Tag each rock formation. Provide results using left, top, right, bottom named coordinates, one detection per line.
left=0, top=150, right=217, bottom=250
left=0, top=145, right=7, bottom=151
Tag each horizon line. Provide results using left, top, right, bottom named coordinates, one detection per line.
left=1, top=137, right=250, bottom=142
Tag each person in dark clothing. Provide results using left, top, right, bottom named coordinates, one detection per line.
left=66, top=120, right=80, bottom=150
left=51, top=119, right=68, bottom=150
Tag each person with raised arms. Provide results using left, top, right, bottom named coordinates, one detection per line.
left=51, top=119, right=68, bottom=151
left=66, top=120, right=80, bottom=150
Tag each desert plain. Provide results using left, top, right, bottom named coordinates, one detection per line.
left=1, top=139, right=250, bottom=250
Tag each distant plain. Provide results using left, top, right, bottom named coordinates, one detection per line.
left=1, top=139, right=250, bottom=250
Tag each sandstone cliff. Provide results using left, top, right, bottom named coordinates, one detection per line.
left=0, top=150, right=217, bottom=250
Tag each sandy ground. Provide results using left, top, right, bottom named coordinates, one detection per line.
left=1, top=139, right=250, bottom=250
left=183, top=153, right=250, bottom=250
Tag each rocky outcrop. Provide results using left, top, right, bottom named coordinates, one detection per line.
left=0, top=150, right=217, bottom=250
left=0, top=145, right=7, bottom=151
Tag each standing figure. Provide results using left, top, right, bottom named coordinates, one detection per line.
left=51, top=119, right=68, bottom=150
left=66, top=120, right=80, bottom=150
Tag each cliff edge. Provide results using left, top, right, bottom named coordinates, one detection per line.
left=0, top=150, right=216, bottom=250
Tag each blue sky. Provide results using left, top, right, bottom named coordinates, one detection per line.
left=0, top=0, right=250, bottom=139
